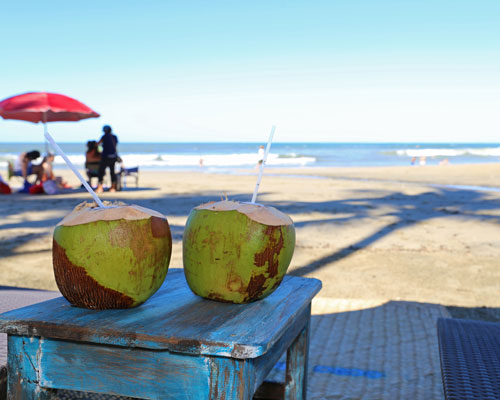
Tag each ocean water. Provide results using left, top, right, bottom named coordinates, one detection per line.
left=1, top=142, right=500, bottom=172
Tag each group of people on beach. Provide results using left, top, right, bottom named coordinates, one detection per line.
left=2, top=125, right=120, bottom=195
left=11, top=151, right=69, bottom=194
left=85, top=125, right=120, bottom=193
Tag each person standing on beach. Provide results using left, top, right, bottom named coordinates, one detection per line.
left=96, top=125, right=119, bottom=193
left=255, top=145, right=265, bottom=170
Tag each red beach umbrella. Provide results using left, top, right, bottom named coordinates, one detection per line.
left=0, top=92, right=100, bottom=150
left=0, top=92, right=100, bottom=123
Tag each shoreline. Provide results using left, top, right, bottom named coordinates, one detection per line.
left=266, top=163, right=500, bottom=187
left=8, top=161, right=500, bottom=188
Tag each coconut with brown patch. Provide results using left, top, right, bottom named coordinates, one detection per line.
left=53, top=201, right=172, bottom=309
left=183, top=200, right=295, bottom=303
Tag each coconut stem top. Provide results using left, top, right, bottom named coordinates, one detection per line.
left=195, top=200, right=293, bottom=226
left=58, top=201, right=166, bottom=227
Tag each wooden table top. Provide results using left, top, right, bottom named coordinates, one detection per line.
left=0, top=269, right=321, bottom=359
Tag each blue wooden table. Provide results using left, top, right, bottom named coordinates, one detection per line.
left=0, top=269, right=321, bottom=399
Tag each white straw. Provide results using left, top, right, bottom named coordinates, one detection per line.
left=44, top=131, right=106, bottom=208
left=251, top=125, right=275, bottom=204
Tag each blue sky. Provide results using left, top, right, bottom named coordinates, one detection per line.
left=1, top=1, right=499, bottom=143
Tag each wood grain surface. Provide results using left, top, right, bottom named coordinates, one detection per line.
left=0, top=269, right=321, bottom=359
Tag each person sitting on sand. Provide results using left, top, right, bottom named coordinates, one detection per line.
left=86, top=140, right=101, bottom=164
left=40, top=153, right=70, bottom=189
left=40, top=153, right=55, bottom=181
left=85, top=140, right=102, bottom=187
left=13, top=150, right=44, bottom=184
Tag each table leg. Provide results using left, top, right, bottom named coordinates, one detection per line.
left=284, top=315, right=310, bottom=400
left=209, top=357, right=254, bottom=400
left=7, top=336, right=52, bottom=400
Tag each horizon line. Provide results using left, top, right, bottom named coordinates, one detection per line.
left=1, top=141, right=500, bottom=145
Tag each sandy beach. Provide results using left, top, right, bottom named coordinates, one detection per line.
left=1, top=163, right=499, bottom=320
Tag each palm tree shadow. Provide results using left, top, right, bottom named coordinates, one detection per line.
left=272, top=186, right=500, bottom=277
left=291, top=220, right=408, bottom=277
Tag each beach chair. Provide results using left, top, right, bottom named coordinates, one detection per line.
left=7, top=161, right=22, bottom=181
left=84, top=161, right=100, bottom=187
left=437, top=317, right=500, bottom=399
left=6, top=160, right=34, bottom=184
left=119, top=165, right=139, bottom=189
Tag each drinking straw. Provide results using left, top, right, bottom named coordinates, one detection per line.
left=251, top=125, right=276, bottom=204
left=44, top=131, right=106, bottom=208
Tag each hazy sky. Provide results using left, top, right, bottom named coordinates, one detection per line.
left=1, top=1, right=499, bottom=143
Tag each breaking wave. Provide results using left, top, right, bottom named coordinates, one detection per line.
left=0, top=152, right=316, bottom=169
left=396, top=147, right=500, bottom=158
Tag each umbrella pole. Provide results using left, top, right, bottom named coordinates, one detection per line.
left=43, top=122, right=49, bottom=154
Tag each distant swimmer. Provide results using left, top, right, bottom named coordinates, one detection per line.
left=419, top=156, right=427, bottom=166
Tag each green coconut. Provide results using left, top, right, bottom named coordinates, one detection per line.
left=183, top=200, right=295, bottom=303
left=53, top=201, right=172, bottom=309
